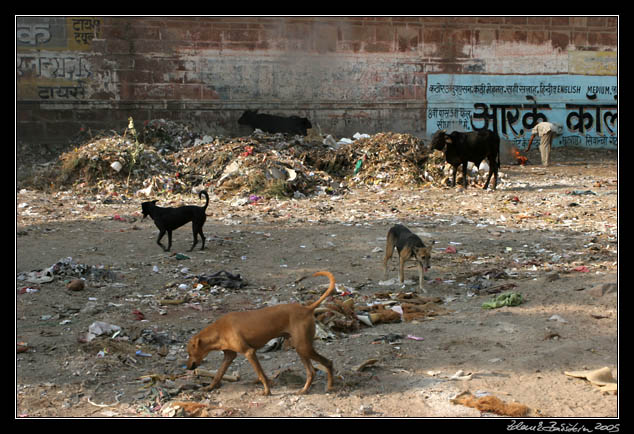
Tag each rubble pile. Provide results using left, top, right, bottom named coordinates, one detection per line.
left=137, top=118, right=203, bottom=152
left=324, top=132, right=432, bottom=187
left=56, top=134, right=176, bottom=193
left=171, top=133, right=341, bottom=200
left=44, top=118, right=508, bottom=200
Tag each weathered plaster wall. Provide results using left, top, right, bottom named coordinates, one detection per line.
left=16, top=16, right=618, bottom=147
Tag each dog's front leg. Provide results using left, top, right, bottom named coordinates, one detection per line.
left=244, top=348, right=271, bottom=395
left=417, top=263, right=427, bottom=294
left=382, top=249, right=392, bottom=279
left=203, top=350, right=237, bottom=391
left=398, top=256, right=406, bottom=284
left=156, top=229, right=168, bottom=251
left=166, top=230, right=173, bottom=251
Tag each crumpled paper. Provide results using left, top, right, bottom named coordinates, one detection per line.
left=564, top=367, right=617, bottom=393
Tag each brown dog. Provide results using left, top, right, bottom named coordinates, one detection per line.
left=186, top=271, right=336, bottom=395
left=383, top=224, right=434, bottom=292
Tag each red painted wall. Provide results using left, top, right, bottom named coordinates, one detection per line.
left=16, top=16, right=617, bottom=144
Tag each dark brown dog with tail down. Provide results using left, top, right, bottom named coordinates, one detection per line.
left=186, top=271, right=336, bottom=395
left=383, top=224, right=434, bottom=292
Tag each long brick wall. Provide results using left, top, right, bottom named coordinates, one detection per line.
left=16, top=16, right=618, bottom=145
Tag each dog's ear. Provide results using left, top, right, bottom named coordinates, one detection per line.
left=189, top=336, right=200, bottom=351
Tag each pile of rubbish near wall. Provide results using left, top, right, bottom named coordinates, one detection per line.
left=39, top=119, right=494, bottom=199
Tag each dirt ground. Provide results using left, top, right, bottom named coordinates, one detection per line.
left=16, top=145, right=618, bottom=419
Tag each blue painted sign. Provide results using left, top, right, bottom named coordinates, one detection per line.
left=426, top=74, right=617, bottom=149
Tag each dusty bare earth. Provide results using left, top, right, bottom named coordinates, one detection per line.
left=16, top=142, right=618, bottom=420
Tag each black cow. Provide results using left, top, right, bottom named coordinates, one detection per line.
left=431, top=129, right=500, bottom=190
left=237, top=110, right=312, bottom=136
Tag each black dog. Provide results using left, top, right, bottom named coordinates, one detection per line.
left=141, top=191, right=209, bottom=252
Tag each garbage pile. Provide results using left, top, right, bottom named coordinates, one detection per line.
left=171, top=132, right=342, bottom=200
left=44, top=118, right=495, bottom=199
left=310, top=132, right=432, bottom=187
left=137, top=118, right=203, bottom=153
left=56, top=133, right=176, bottom=193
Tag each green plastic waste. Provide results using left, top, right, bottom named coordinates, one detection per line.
left=354, top=154, right=367, bottom=175
left=482, top=292, right=524, bottom=309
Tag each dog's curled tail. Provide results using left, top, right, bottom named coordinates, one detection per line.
left=199, top=190, right=210, bottom=210
left=306, top=271, right=336, bottom=311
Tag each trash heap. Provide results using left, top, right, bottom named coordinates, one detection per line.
left=137, top=118, right=203, bottom=152
left=171, top=133, right=341, bottom=200
left=46, top=118, right=488, bottom=199
left=321, top=132, right=432, bottom=187
left=56, top=134, right=176, bottom=193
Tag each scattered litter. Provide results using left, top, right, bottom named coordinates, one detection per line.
left=568, top=190, right=597, bottom=196
left=451, top=391, right=530, bottom=417
left=110, top=161, right=123, bottom=172
left=482, top=292, right=524, bottom=309
left=17, top=257, right=120, bottom=285
left=194, top=270, right=247, bottom=289
left=359, top=405, right=375, bottom=415
left=371, top=333, right=403, bottom=344
left=193, top=368, right=240, bottom=382
left=66, top=279, right=85, bottom=292
left=15, top=123, right=618, bottom=418
left=588, top=283, right=617, bottom=297
left=564, top=367, right=617, bottom=393
left=18, top=287, right=39, bottom=294
left=159, top=298, right=186, bottom=306
left=367, top=305, right=402, bottom=326
left=161, top=401, right=228, bottom=418
left=356, top=314, right=373, bottom=327
left=353, top=358, right=379, bottom=372
left=18, top=269, right=54, bottom=284
left=449, top=370, right=473, bottom=381
left=81, top=321, right=122, bottom=343
left=132, top=309, right=145, bottom=321
left=314, top=321, right=337, bottom=340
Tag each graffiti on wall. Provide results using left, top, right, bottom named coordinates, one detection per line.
left=16, top=17, right=102, bottom=100
left=426, top=74, right=617, bottom=149
left=17, top=17, right=101, bottom=50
